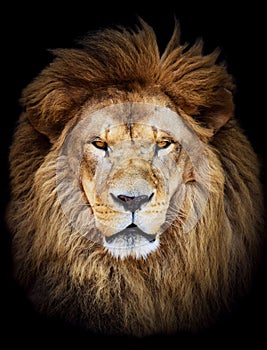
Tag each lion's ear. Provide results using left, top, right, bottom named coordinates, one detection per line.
left=21, top=79, right=88, bottom=143
left=22, top=88, right=68, bottom=143
left=198, top=87, right=234, bottom=134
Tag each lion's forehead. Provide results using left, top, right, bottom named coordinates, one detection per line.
left=103, top=124, right=172, bottom=144
left=79, top=102, right=191, bottom=143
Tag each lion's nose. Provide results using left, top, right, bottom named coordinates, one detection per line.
left=111, top=193, right=154, bottom=212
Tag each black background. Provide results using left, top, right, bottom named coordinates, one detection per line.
left=1, top=2, right=266, bottom=348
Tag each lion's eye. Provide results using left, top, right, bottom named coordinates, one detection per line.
left=92, top=140, right=108, bottom=151
left=157, top=140, right=172, bottom=149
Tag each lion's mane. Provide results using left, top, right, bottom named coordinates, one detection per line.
left=6, top=19, right=264, bottom=337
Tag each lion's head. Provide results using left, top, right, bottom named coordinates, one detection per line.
left=6, top=18, right=264, bottom=337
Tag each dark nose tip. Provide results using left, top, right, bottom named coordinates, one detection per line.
left=113, top=194, right=153, bottom=212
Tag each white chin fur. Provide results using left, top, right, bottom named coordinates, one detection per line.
left=104, top=235, right=160, bottom=260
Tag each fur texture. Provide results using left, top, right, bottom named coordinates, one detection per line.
left=6, top=19, right=264, bottom=337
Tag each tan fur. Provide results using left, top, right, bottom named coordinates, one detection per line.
left=6, top=19, right=264, bottom=337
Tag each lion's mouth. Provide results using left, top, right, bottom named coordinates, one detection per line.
left=104, top=223, right=158, bottom=259
left=105, top=223, right=156, bottom=244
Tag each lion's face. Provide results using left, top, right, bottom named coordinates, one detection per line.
left=57, top=102, right=208, bottom=259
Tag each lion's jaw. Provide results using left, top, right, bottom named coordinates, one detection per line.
left=72, top=103, right=190, bottom=260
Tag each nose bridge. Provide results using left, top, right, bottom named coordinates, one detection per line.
left=126, top=158, right=149, bottom=176
left=116, top=159, right=152, bottom=189
left=110, top=158, right=154, bottom=197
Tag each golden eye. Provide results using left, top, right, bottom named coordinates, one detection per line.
left=157, top=140, right=172, bottom=149
left=92, top=140, right=108, bottom=151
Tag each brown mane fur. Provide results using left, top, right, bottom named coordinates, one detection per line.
left=6, top=18, right=264, bottom=337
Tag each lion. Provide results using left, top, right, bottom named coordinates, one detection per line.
left=6, top=18, right=264, bottom=337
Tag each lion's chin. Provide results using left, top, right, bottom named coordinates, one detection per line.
left=103, top=225, right=159, bottom=260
